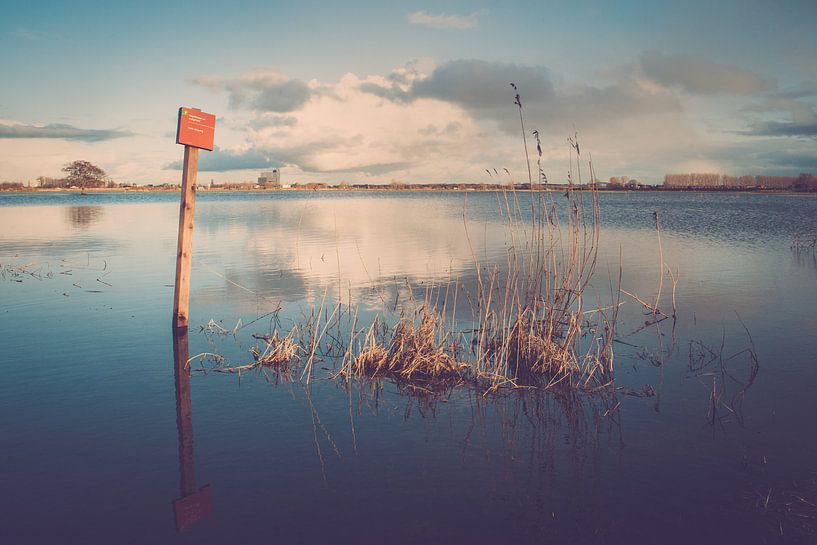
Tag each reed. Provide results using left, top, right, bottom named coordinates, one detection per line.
left=332, top=133, right=615, bottom=393
left=348, top=312, right=470, bottom=387
left=211, top=329, right=302, bottom=377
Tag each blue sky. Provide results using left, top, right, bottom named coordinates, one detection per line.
left=2, top=0, right=816, bottom=185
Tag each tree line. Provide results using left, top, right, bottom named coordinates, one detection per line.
left=664, top=172, right=817, bottom=191
left=608, top=176, right=641, bottom=189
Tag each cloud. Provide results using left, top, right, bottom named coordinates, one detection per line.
left=412, top=59, right=555, bottom=111
left=773, top=81, right=817, bottom=99
left=236, top=70, right=485, bottom=177
left=358, top=81, right=412, bottom=102
left=11, top=28, right=45, bottom=41
left=361, top=59, right=680, bottom=136
left=418, top=122, right=462, bottom=136
left=248, top=115, right=298, bottom=129
left=250, top=135, right=411, bottom=175
left=741, top=97, right=816, bottom=123
left=406, top=10, right=478, bottom=30
left=194, top=70, right=312, bottom=112
left=742, top=120, right=817, bottom=138
left=640, top=51, right=773, bottom=95
left=690, top=139, right=817, bottom=176
left=187, top=61, right=692, bottom=184
left=758, top=149, right=817, bottom=170
left=738, top=97, right=817, bottom=138
left=163, top=146, right=281, bottom=172
left=0, top=122, right=132, bottom=141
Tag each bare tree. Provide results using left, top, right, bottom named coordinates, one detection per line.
left=62, top=160, right=107, bottom=190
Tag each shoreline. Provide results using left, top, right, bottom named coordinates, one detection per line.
left=1, top=187, right=815, bottom=196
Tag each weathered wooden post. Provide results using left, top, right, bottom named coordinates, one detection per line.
left=173, top=107, right=215, bottom=330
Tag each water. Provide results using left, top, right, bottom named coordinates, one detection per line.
left=1, top=191, right=816, bottom=544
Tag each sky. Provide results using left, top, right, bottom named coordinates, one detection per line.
left=1, top=0, right=816, bottom=186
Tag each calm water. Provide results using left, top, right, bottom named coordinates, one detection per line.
left=1, top=191, right=816, bottom=544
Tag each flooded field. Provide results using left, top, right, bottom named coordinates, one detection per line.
left=2, top=190, right=816, bottom=544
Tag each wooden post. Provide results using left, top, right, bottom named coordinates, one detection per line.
left=173, top=146, right=198, bottom=330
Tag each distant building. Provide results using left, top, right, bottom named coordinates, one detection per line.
left=258, top=169, right=281, bottom=187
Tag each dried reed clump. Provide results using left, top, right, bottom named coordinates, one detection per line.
left=251, top=331, right=301, bottom=370
left=484, top=316, right=577, bottom=380
left=215, top=330, right=302, bottom=375
left=349, top=313, right=469, bottom=385
left=337, top=129, right=617, bottom=392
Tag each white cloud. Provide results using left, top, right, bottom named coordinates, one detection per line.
left=0, top=120, right=132, bottom=141
left=245, top=71, right=484, bottom=178
left=182, top=61, right=702, bottom=185
left=640, top=51, right=774, bottom=95
left=4, top=56, right=814, bottom=186
left=192, top=70, right=313, bottom=112
left=406, top=10, right=478, bottom=30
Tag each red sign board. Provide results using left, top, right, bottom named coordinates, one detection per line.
left=176, top=107, right=215, bottom=151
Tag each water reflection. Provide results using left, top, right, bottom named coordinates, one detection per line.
left=792, top=246, right=817, bottom=275
left=172, top=329, right=211, bottom=531
left=0, top=204, right=123, bottom=255
left=193, top=196, right=511, bottom=310
left=1, top=192, right=815, bottom=544
left=66, top=206, right=103, bottom=228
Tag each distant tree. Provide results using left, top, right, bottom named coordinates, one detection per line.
left=721, top=175, right=738, bottom=188
left=794, top=173, right=817, bottom=192
left=738, top=175, right=755, bottom=188
left=62, top=160, right=107, bottom=190
left=36, top=175, right=58, bottom=188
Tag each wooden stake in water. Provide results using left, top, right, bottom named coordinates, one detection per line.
left=172, top=106, right=216, bottom=329
left=173, top=145, right=198, bottom=330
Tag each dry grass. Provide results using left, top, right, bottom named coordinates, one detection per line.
left=349, top=313, right=470, bottom=387
left=294, top=124, right=621, bottom=394
left=331, top=173, right=617, bottom=393
left=483, top=315, right=577, bottom=380
left=251, top=331, right=301, bottom=368
left=214, top=330, right=302, bottom=376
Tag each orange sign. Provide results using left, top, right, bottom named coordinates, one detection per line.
left=176, top=107, right=215, bottom=151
